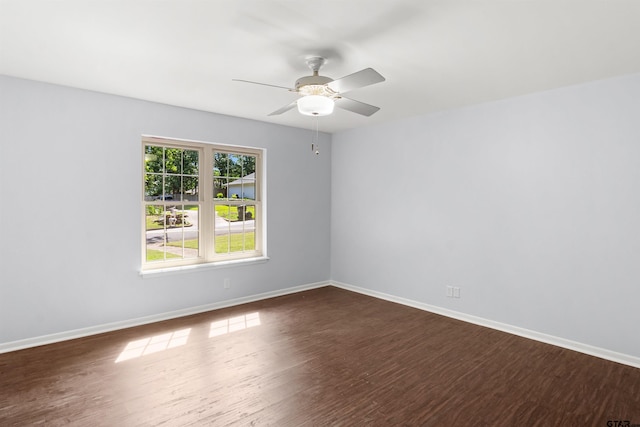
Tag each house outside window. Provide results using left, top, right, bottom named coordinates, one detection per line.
left=142, top=136, right=264, bottom=271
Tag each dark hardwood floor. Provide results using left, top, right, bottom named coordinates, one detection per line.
left=1, top=286, right=639, bottom=426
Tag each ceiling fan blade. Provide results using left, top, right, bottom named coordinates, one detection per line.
left=233, top=79, right=293, bottom=91
left=327, top=68, right=385, bottom=94
left=268, top=100, right=298, bottom=116
left=336, top=97, right=381, bottom=117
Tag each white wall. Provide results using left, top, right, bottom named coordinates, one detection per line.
left=331, top=74, right=640, bottom=358
left=0, top=76, right=331, bottom=345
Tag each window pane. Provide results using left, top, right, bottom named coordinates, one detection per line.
left=214, top=151, right=257, bottom=201
left=227, top=154, right=241, bottom=178
left=240, top=177, right=255, bottom=200
left=183, top=176, right=199, bottom=201
left=215, top=204, right=232, bottom=222
left=146, top=204, right=199, bottom=261
left=146, top=204, right=170, bottom=262
left=227, top=175, right=255, bottom=200
left=164, top=205, right=199, bottom=259
left=214, top=205, right=231, bottom=254
left=215, top=231, right=255, bottom=254
left=241, top=231, right=255, bottom=251
left=214, top=178, right=228, bottom=199
left=144, top=146, right=163, bottom=173
left=214, top=204, right=255, bottom=254
left=145, top=174, right=162, bottom=201
left=165, top=175, right=181, bottom=200
left=244, top=204, right=255, bottom=221
left=214, top=153, right=228, bottom=177
left=239, top=155, right=256, bottom=176
left=238, top=203, right=256, bottom=251
left=164, top=148, right=183, bottom=174
left=145, top=146, right=200, bottom=203
left=183, top=150, right=199, bottom=175
left=183, top=150, right=199, bottom=201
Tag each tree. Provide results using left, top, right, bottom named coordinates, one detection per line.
left=144, top=145, right=199, bottom=199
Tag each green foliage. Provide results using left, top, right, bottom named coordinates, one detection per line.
left=216, top=192, right=224, bottom=198
left=214, top=153, right=255, bottom=179
left=144, top=145, right=199, bottom=199
left=146, top=205, right=162, bottom=215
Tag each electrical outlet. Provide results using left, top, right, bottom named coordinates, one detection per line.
left=223, top=278, right=231, bottom=289
left=453, top=287, right=460, bottom=298
left=446, top=286, right=453, bottom=297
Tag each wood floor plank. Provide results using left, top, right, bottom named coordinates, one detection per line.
left=1, top=286, right=639, bottom=426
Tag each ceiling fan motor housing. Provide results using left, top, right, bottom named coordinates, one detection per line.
left=295, top=75, right=334, bottom=93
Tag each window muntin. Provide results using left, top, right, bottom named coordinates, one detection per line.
left=142, top=137, right=263, bottom=270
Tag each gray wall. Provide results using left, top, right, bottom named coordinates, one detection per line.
left=0, top=76, right=331, bottom=344
left=331, top=74, right=640, bottom=358
left=3, top=73, right=639, bottom=360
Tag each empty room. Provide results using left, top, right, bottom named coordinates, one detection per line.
left=1, top=1, right=639, bottom=425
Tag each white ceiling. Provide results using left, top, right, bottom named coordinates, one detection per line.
left=2, top=0, right=640, bottom=133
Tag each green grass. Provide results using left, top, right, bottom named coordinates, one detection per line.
left=166, top=233, right=254, bottom=253
left=166, top=239, right=199, bottom=250
left=146, top=215, right=164, bottom=231
left=215, top=232, right=255, bottom=253
left=215, top=205, right=255, bottom=221
left=146, top=249, right=180, bottom=261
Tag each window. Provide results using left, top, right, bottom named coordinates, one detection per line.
left=142, top=136, right=264, bottom=271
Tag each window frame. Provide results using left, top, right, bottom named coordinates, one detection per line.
left=141, top=135, right=265, bottom=272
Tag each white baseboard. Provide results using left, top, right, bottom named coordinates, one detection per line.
left=4, top=280, right=639, bottom=369
left=330, top=280, right=640, bottom=369
left=0, top=280, right=330, bottom=354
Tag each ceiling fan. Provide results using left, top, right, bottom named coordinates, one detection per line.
left=233, top=56, right=385, bottom=117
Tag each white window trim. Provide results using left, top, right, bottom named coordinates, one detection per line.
left=141, top=135, right=267, bottom=272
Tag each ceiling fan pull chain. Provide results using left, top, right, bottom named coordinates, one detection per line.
left=311, top=116, right=320, bottom=155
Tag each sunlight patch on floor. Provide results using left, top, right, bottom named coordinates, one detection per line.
left=209, top=312, right=261, bottom=338
left=115, top=328, right=191, bottom=363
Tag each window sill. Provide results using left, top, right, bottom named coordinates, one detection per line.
left=140, top=256, right=270, bottom=278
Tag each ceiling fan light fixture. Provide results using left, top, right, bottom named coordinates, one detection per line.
left=297, top=95, right=334, bottom=116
